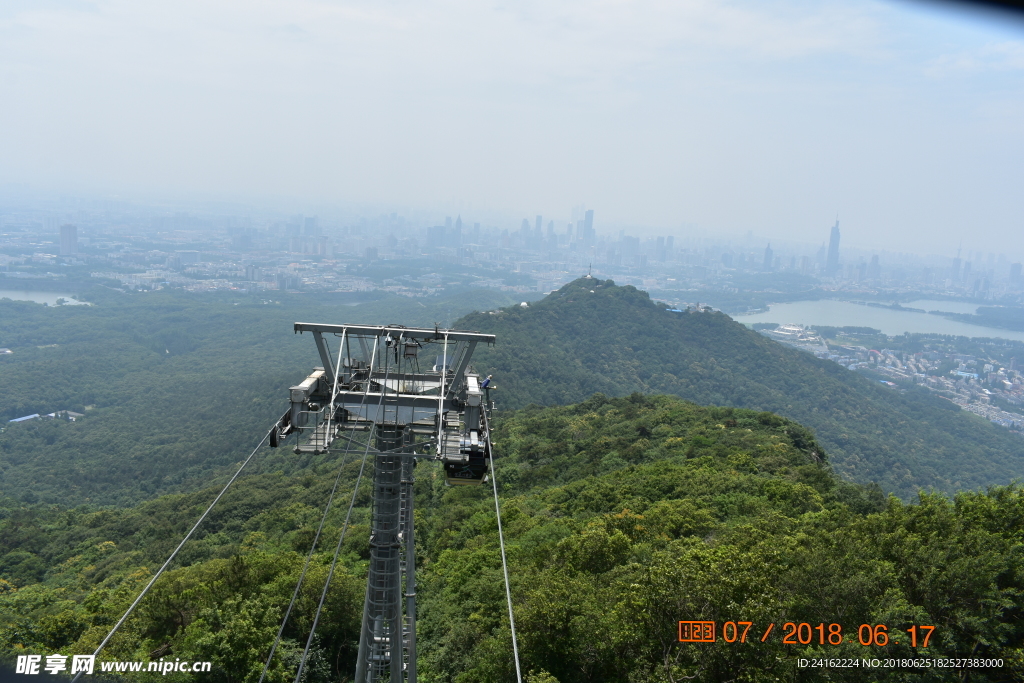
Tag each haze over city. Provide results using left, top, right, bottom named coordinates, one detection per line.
left=2, top=0, right=1023, bottom=254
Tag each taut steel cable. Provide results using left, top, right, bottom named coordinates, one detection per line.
left=70, top=427, right=274, bottom=683
left=483, top=408, right=523, bottom=683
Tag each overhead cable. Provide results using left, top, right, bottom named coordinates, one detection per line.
left=70, top=427, right=274, bottom=683
left=484, top=409, right=523, bottom=683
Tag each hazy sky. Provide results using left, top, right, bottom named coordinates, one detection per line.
left=1, top=0, right=1022, bottom=252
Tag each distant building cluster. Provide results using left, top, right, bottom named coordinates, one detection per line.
left=1, top=202, right=1022, bottom=306
left=759, top=324, right=1024, bottom=432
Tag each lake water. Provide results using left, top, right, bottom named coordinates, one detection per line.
left=0, top=290, right=90, bottom=306
left=903, top=299, right=980, bottom=315
left=734, top=299, right=1024, bottom=343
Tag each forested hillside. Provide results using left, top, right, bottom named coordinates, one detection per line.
left=460, top=278, right=1024, bottom=498
left=0, top=287, right=524, bottom=505
left=2, top=395, right=1021, bottom=681
left=6, top=279, right=1022, bottom=504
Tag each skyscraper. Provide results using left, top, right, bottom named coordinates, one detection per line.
left=826, top=220, right=840, bottom=275
left=428, top=225, right=445, bottom=248
left=951, top=243, right=963, bottom=281
left=763, top=243, right=774, bottom=271
left=868, top=255, right=881, bottom=281
left=453, top=215, right=463, bottom=246
left=60, top=224, right=78, bottom=256
left=583, top=210, right=595, bottom=246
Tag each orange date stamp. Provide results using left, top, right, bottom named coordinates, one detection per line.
left=678, top=622, right=936, bottom=647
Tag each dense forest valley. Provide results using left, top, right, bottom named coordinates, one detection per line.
left=2, top=281, right=1023, bottom=681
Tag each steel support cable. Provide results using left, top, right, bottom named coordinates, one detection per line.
left=293, top=339, right=394, bottom=683
left=258, top=332, right=378, bottom=683
left=70, top=427, right=274, bottom=683
left=483, top=409, right=523, bottom=683
left=435, top=332, right=449, bottom=456
left=322, top=329, right=347, bottom=451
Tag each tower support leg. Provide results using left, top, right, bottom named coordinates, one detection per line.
left=401, top=431, right=417, bottom=682
left=355, top=425, right=416, bottom=683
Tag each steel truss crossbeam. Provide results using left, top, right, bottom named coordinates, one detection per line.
left=294, top=322, right=496, bottom=344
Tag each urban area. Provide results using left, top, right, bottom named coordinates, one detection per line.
left=760, top=323, right=1024, bottom=432
left=0, top=201, right=1022, bottom=306
left=3, top=198, right=1024, bottom=435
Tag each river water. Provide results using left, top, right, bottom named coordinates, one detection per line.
left=733, top=299, right=1024, bottom=343
left=0, top=289, right=90, bottom=306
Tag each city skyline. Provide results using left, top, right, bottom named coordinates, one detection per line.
left=1, top=0, right=1023, bottom=254
left=3, top=193, right=1021, bottom=305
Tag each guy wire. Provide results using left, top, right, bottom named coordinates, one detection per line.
left=483, top=407, right=523, bottom=683
left=70, top=427, right=275, bottom=683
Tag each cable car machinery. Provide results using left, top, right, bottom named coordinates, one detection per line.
left=273, top=322, right=500, bottom=683
left=70, top=321, right=521, bottom=683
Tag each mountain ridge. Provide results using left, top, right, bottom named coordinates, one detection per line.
left=457, top=277, right=1024, bottom=498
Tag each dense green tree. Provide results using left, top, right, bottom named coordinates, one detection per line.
left=2, top=395, right=1022, bottom=680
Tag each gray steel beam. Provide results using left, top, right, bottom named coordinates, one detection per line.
left=447, top=341, right=477, bottom=398
left=295, top=322, right=495, bottom=345
left=368, top=371, right=448, bottom=384
left=330, top=394, right=458, bottom=427
left=358, top=336, right=372, bottom=365
left=311, top=330, right=337, bottom=381
left=329, top=393, right=456, bottom=408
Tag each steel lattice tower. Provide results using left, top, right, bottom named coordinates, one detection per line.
left=276, top=324, right=495, bottom=683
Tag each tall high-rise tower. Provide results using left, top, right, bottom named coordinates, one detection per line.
left=763, top=243, right=774, bottom=271
left=826, top=219, right=840, bottom=275
left=453, top=215, right=463, bottom=246
left=60, top=224, right=78, bottom=256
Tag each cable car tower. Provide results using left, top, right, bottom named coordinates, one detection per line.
left=274, top=322, right=496, bottom=683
